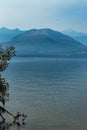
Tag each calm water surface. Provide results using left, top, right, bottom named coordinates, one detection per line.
left=2, top=58, right=87, bottom=130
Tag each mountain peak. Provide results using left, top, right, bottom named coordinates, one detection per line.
left=0, top=27, right=23, bottom=42
left=0, top=27, right=10, bottom=31
left=25, top=28, right=54, bottom=36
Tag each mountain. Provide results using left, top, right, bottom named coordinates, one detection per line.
left=7, top=28, right=87, bottom=58
left=63, top=30, right=87, bottom=45
left=0, top=27, right=23, bottom=42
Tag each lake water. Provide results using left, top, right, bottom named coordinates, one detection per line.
left=2, top=58, right=87, bottom=130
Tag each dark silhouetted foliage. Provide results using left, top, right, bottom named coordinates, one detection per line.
left=0, top=46, right=27, bottom=130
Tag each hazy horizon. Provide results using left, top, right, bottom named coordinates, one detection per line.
left=0, top=0, right=87, bottom=33
left=0, top=26, right=87, bottom=34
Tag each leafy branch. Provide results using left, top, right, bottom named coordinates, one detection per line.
left=0, top=45, right=27, bottom=130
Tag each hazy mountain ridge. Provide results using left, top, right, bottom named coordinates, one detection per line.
left=63, top=30, right=87, bottom=45
left=0, top=27, right=23, bottom=42
left=10, top=28, right=87, bottom=58
left=0, top=28, right=87, bottom=58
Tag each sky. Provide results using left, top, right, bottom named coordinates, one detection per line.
left=0, top=0, right=87, bottom=33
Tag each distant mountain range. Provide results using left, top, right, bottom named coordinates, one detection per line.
left=0, top=27, right=87, bottom=58
left=0, top=27, right=23, bottom=42
left=63, top=30, right=87, bottom=46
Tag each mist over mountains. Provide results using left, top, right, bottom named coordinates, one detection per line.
left=63, top=30, right=87, bottom=46
left=0, top=27, right=87, bottom=58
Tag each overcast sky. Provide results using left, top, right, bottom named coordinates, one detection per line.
left=0, top=0, right=87, bottom=33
